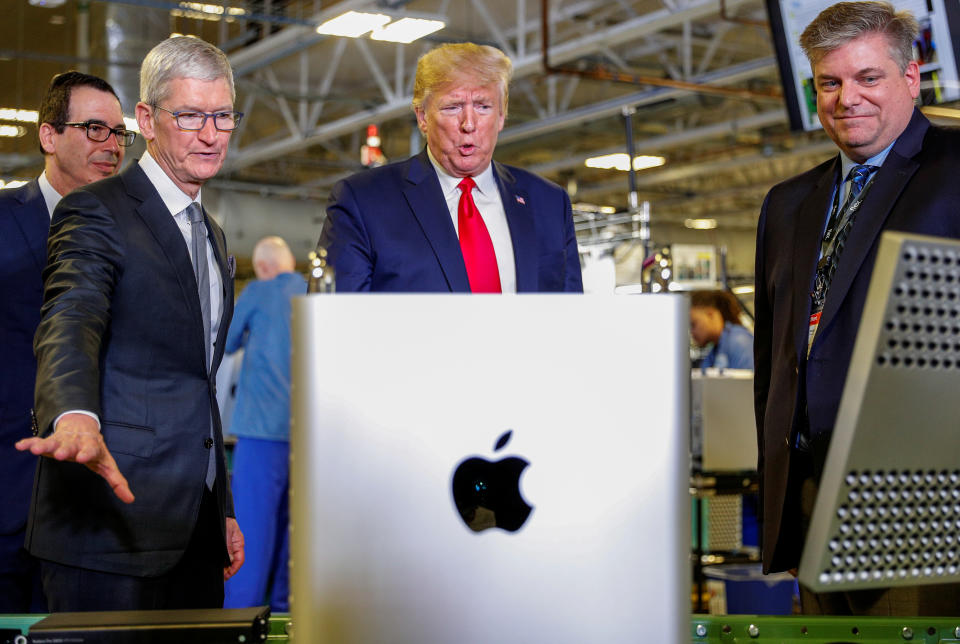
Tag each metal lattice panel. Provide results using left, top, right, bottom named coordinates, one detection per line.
left=820, top=468, right=960, bottom=586
left=800, top=232, right=960, bottom=591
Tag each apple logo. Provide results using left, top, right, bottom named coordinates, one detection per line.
left=451, top=430, right=533, bottom=533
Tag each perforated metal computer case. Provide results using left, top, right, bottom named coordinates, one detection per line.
left=799, top=231, right=960, bottom=591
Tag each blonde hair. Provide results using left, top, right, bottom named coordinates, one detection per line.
left=412, top=43, right=512, bottom=116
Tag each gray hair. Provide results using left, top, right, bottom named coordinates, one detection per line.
left=800, top=1, right=918, bottom=72
left=140, top=36, right=235, bottom=106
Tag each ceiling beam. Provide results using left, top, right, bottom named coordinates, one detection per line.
left=225, top=0, right=757, bottom=171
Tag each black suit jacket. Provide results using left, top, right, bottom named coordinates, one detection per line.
left=26, top=162, right=235, bottom=576
left=754, top=109, right=960, bottom=573
left=0, top=180, right=48, bottom=536
left=321, top=149, right=582, bottom=292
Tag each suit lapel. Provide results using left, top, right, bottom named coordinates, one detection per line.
left=816, top=110, right=929, bottom=339
left=121, top=164, right=207, bottom=369
left=792, top=158, right=840, bottom=363
left=12, top=180, right=50, bottom=272
left=494, top=162, right=537, bottom=292
left=402, top=150, right=470, bottom=292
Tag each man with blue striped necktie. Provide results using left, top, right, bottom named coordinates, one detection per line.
left=754, top=0, right=960, bottom=616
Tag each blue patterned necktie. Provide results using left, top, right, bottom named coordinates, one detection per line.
left=813, top=164, right=876, bottom=310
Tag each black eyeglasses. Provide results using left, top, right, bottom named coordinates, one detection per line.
left=64, top=121, right=137, bottom=147
left=154, top=106, right=243, bottom=132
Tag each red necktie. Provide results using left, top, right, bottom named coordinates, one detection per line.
left=457, top=177, right=501, bottom=293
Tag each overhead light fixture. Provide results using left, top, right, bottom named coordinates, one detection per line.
left=0, top=107, right=138, bottom=134
left=0, top=125, right=26, bottom=138
left=171, top=3, right=247, bottom=22
left=0, top=108, right=39, bottom=123
left=573, top=202, right=617, bottom=214
left=684, top=218, right=717, bottom=230
left=371, top=17, right=445, bottom=43
left=731, top=285, right=755, bottom=295
left=584, top=153, right=665, bottom=172
left=316, top=11, right=391, bottom=38
left=28, top=0, right=66, bottom=7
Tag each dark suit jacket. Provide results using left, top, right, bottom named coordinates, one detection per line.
left=754, top=109, right=960, bottom=573
left=26, top=162, right=235, bottom=577
left=321, top=149, right=582, bottom=292
left=0, top=180, right=47, bottom=537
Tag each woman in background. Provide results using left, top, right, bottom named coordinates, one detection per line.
left=690, top=290, right=753, bottom=370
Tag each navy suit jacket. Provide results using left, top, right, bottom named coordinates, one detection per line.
left=26, top=162, right=235, bottom=576
left=754, top=109, right=960, bottom=573
left=321, top=149, right=582, bottom=292
left=0, top=180, right=48, bottom=536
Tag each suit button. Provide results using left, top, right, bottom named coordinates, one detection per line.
left=204, top=438, right=214, bottom=449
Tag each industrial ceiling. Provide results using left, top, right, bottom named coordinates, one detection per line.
left=3, top=0, right=951, bottom=264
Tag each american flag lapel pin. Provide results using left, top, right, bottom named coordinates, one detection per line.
left=515, top=195, right=526, bottom=205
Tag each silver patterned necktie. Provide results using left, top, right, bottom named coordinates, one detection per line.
left=184, top=202, right=211, bottom=370
left=183, top=202, right=216, bottom=489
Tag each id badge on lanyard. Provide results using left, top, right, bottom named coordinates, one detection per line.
left=807, top=172, right=875, bottom=356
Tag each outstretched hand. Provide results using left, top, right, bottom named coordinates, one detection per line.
left=16, top=413, right=134, bottom=504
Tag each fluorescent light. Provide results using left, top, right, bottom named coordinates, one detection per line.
left=316, top=11, right=391, bottom=38
left=584, top=153, right=665, bottom=172
left=684, top=218, right=717, bottom=230
left=731, top=285, right=755, bottom=295
left=171, top=3, right=247, bottom=21
left=371, top=17, right=445, bottom=43
left=0, top=108, right=39, bottom=123
left=0, top=179, right=29, bottom=189
left=573, top=202, right=617, bottom=214
left=0, top=125, right=26, bottom=138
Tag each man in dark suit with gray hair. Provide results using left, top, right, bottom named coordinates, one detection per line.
left=754, top=0, right=960, bottom=615
left=17, top=35, right=245, bottom=611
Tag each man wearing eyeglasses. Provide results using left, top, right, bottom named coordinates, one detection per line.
left=17, top=36, right=244, bottom=611
left=0, top=70, right=131, bottom=613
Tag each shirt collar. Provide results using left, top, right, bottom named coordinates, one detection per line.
left=425, top=146, right=497, bottom=198
left=838, top=139, right=895, bottom=180
left=139, top=149, right=201, bottom=216
left=37, top=171, right=62, bottom=219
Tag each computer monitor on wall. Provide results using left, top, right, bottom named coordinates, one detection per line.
left=765, top=0, right=960, bottom=131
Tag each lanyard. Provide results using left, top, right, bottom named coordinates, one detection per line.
left=818, top=171, right=877, bottom=264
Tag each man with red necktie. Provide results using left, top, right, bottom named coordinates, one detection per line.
left=320, top=42, right=582, bottom=293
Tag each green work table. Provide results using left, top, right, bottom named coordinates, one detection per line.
left=6, top=614, right=960, bottom=642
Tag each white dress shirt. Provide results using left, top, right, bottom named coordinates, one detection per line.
left=53, top=154, right=226, bottom=432
left=37, top=171, right=62, bottom=218
left=139, top=151, right=223, bottom=365
left=426, top=149, right=517, bottom=293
